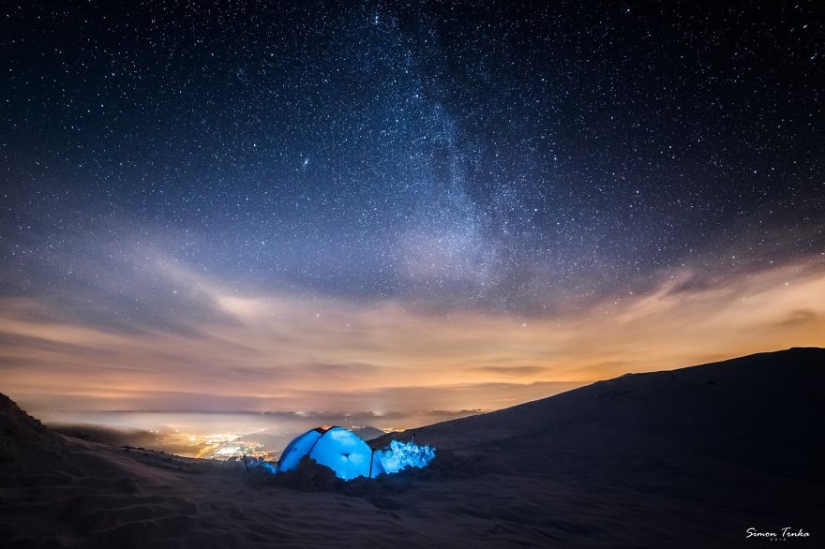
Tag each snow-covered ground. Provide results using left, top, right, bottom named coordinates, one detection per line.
left=1, top=348, right=822, bottom=548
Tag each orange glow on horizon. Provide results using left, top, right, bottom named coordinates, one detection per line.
left=2, top=256, right=823, bottom=416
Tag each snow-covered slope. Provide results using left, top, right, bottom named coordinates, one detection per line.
left=1, top=348, right=822, bottom=548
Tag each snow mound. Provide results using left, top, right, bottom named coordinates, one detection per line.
left=375, top=440, right=436, bottom=474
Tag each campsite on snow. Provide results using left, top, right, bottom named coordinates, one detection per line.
left=1, top=348, right=822, bottom=548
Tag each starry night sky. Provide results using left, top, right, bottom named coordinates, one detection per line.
left=1, top=1, right=824, bottom=417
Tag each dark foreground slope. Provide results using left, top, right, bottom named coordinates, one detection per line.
left=2, top=348, right=824, bottom=548
left=381, top=347, right=825, bottom=547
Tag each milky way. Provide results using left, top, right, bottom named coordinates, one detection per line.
left=1, top=1, right=823, bottom=417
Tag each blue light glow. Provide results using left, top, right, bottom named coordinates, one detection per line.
left=375, top=439, right=436, bottom=474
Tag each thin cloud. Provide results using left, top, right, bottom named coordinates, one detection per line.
left=1, top=252, right=823, bottom=417
left=472, top=365, right=550, bottom=377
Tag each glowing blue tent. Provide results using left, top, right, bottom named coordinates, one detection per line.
left=277, top=426, right=385, bottom=481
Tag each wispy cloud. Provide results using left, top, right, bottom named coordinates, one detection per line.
left=1, top=238, right=823, bottom=417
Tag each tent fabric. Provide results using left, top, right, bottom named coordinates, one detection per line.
left=277, top=426, right=385, bottom=480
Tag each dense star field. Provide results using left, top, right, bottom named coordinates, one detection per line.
left=1, top=1, right=823, bottom=417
